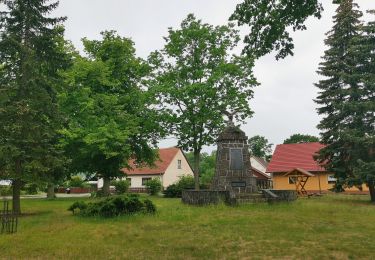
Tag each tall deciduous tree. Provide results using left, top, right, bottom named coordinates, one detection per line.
left=59, top=31, right=163, bottom=196
left=283, top=134, right=320, bottom=144
left=0, top=0, right=69, bottom=213
left=230, top=0, right=323, bottom=59
left=150, top=14, right=258, bottom=190
left=248, top=135, right=273, bottom=162
left=315, top=0, right=368, bottom=192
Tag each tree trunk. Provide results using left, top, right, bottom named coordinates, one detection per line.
left=193, top=150, right=201, bottom=191
left=47, top=183, right=55, bottom=199
left=12, top=179, right=22, bottom=215
left=102, top=176, right=111, bottom=196
left=369, top=182, right=375, bottom=203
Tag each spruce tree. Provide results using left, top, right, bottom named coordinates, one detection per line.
left=0, top=0, right=69, bottom=213
left=350, top=10, right=375, bottom=202
left=315, top=0, right=371, bottom=193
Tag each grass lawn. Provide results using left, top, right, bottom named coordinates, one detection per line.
left=1, top=194, right=374, bottom=259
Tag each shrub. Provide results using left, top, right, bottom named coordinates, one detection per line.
left=68, top=176, right=89, bottom=188
left=145, top=178, right=162, bottom=195
left=112, top=180, right=130, bottom=194
left=68, top=194, right=156, bottom=217
left=163, top=175, right=195, bottom=198
left=23, top=183, right=39, bottom=195
left=163, top=184, right=180, bottom=198
left=68, top=201, right=88, bottom=214
left=0, top=186, right=12, bottom=196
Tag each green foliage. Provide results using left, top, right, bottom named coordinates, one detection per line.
left=163, top=175, right=195, bottom=198
left=112, top=180, right=130, bottom=194
left=68, top=176, right=88, bottom=188
left=315, top=1, right=375, bottom=199
left=0, top=0, right=71, bottom=213
left=248, top=135, right=273, bottom=161
left=23, top=183, right=39, bottom=195
left=150, top=14, right=258, bottom=189
left=145, top=178, right=162, bottom=195
left=185, top=152, right=215, bottom=186
left=67, top=201, right=88, bottom=214
left=283, top=134, right=320, bottom=144
left=230, top=0, right=323, bottom=59
left=59, top=31, right=163, bottom=195
left=68, top=195, right=156, bottom=217
left=0, top=186, right=12, bottom=196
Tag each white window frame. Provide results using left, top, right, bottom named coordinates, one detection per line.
left=327, top=175, right=336, bottom=184
left=177, top=159, right=182, bottom=169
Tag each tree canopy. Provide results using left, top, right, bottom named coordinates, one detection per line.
left=283, top=134, right=320, bottom=144
left=248, top=135, right=273, bottom=162
left=315, top=0, right=375, bottom=201
left=0, top=0, right=70, bottom=213
left=149, top=14, right=258, bottom=189
left=59, top=31, right=163, bottom=195
left=230, top=0, right=323, bottom=59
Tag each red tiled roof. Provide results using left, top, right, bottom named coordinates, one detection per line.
left=122, top=147, right=180, bottom=176
left=266, top=142, right=326, bottom=173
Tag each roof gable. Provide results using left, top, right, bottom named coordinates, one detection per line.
left=122, top=147, right=180, bottom=175
left=266, top=142, right=325, bottom=173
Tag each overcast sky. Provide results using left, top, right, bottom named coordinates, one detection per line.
left=54, top=0, right=375, bottom=153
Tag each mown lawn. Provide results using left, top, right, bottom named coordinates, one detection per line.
left=1, top=194, right=374, bottom=259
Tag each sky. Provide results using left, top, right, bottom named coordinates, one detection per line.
left=54, top=0, right=375, bottom=153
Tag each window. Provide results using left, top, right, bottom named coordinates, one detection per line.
left=126, top=178, right=131, bottom=186
left=142, top=177, right=152, bottom=186
left=230, top=149, right=244, bottom=170
left=328, top=175, right=336, bottom=184
left=177, top=159, right=182, bottom=169
left=288, top=176, right=297, bottom=184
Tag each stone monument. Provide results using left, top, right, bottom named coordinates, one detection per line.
left=211, top=115, right=258, bottom=196
left=181, top=113, right=297, bottom=205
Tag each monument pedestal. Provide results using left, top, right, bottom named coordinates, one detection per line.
left=211, top=125, right=258, bottom=197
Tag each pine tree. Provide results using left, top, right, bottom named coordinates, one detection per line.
left=315, top=0, right=375, bottom=200
left=350, top=10, right=375, bottom=202
left=315, top=0, right=363, bottom=191
left=0, top=0, right=69, bottom=213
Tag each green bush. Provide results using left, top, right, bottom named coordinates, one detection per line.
left=112, top=180, right=130, bottom=194
left=68, top=194, right=156, bottom=217
left=68, top=201, right=88, bottom=214
left=145, top=178, right=162, bottom=195
left=67, top=176, right=90, bottom=188
left=23, top=183, right=39, bottom=195
left=0, top=186, right=12, bottom=196
left=163, top=175, right=195, bottom=198
left=163, top=184, right=180, bottom=198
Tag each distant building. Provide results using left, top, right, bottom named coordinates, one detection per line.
left=266, top=142, right=368, bottom=193
left=0, top=180, right=11, bottom=186
left=251, top=156, right=272, bottom=189
left=119, top=147, right=194, bottom=192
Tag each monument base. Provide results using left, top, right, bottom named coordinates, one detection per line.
left=181, top=189, right=298, bottom=206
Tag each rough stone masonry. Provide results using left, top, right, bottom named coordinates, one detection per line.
left=211, top=124, right=258, bottom=195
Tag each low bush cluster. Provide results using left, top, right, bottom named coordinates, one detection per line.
left=145, top=178, right=162, bottom=195
left=68, top=194, right=156, bottom=217
left=163, top=175, right=195, bottom=198
left=111, top=180, right=130, bottom=194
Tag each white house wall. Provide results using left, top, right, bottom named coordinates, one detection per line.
left=163, top=149, right=194, bottom=187
left=97, top=149, right=194, bottom=189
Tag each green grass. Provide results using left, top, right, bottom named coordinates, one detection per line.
left=1, top=195, right=374, bottom=259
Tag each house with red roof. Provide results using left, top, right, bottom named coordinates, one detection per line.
left=121, top=147, right=193, bottom=191
left=266, top=142, right=368, bottom=193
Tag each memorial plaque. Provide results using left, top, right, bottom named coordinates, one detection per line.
left=231, top=181, right=246, bottom=187
left=230, top=148, right=243, bottom=170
